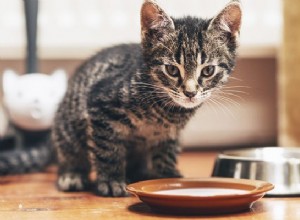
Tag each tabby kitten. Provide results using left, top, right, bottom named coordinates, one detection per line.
left=52, top=0, right=242, bottom=197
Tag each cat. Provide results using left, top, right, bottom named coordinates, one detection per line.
left=51, top=0, right=242, bottom=197
left=0, top=69, right=67, bottom=174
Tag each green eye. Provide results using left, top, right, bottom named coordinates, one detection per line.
left=201, top=65, right=215, bottom=77
left=165, top=65, right=180, bottom=77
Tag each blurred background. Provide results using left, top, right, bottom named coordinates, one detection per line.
left=0, top=0, right=283, bottom=149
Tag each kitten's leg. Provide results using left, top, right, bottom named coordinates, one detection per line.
left=151, top=139, right=183, bottom=178
left=126, top=148, right=153, bottom=183
left=56, top=153, right=90, bottom=192
left=126, top=139, right=181, bottom=182
left=52, top=124, right=91, bottom=192
left=87, top=132, right=127, bottom=197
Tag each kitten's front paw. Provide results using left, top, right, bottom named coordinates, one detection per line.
left=95, top=180, right=128, bottom=197
left=57, top=173, right=89, bottom=192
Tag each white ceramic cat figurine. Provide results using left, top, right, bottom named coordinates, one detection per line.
left=2, top=69, right=67, bottom=131
left=0, top=69, right=67, bottom=175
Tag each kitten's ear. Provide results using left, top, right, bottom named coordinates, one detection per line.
left=209, top=0, right=242, bottom=38
left=141, top=0, right=175, bottom=36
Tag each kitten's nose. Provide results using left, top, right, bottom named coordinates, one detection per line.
left=183, top=90, right=197, bottom=98
left=183, top=79, right=198, bottom=98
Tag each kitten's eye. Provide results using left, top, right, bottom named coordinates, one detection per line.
left=201, top=65, right=215, bottom=77
left=165, top=65, right=180, bottom=77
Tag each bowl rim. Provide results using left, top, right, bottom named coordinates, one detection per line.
left=217, top=146, right=300, bottom=163
left=126, top=177, right=274, bottom=214
left=126, top=177, right=274, bottom=200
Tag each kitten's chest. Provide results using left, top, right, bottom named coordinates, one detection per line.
left=113, top=114, right=178, bottom=146
left=133, top=121, right=177, bottom=144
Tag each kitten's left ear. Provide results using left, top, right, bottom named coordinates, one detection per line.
left=209, top=0, right=242, bottom=38
left=141, top=0, right=175, bottom=37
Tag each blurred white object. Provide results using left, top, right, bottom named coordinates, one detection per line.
left=2, top=69, right=67, bottom=130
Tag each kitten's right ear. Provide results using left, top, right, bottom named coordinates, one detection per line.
left=209, top=0, right=242, bottom=38
left=141, top=0, right=175, bottom=37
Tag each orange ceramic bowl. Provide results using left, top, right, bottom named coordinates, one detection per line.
left=127, top=177, right=274, bottom=215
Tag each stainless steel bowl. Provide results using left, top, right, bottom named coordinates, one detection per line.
left=212, top=147, right=300, bottom=196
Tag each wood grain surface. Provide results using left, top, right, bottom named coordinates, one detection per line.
left=0, top=151, right=299, bottom=220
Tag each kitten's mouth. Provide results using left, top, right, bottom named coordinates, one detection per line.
left=178, top=98, right=202, bottom=108
left=168, top=92, right=211, bottom=109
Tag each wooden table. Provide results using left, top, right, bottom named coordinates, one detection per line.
left=0, top=151, right=299, bottom=220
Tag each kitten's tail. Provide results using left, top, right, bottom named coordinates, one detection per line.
left=0, top=141, right=54, bottom=175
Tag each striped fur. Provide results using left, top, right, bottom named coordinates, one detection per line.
left=52, top=0, right=241, bottom=197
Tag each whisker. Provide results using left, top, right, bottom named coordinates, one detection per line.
left=228, top=76, right=243, bottom=82
left=209, top=96, right=236, bottom=119
left=204, top=99, right=219, bottom=117
left=212, top=95, right=241, bottom=108
left=207, top=97, right=228, bottom=116
left=213, top=90, right=245, bottom=101
left=219, top=89, right=249, bottom=95
left=221, top=85, right=251, bottom=89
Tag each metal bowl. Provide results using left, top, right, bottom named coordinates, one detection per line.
left=212, top=147, right=300, bottom=196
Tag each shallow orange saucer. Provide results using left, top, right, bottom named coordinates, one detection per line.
left=126, top=177, right=274, bottom=215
